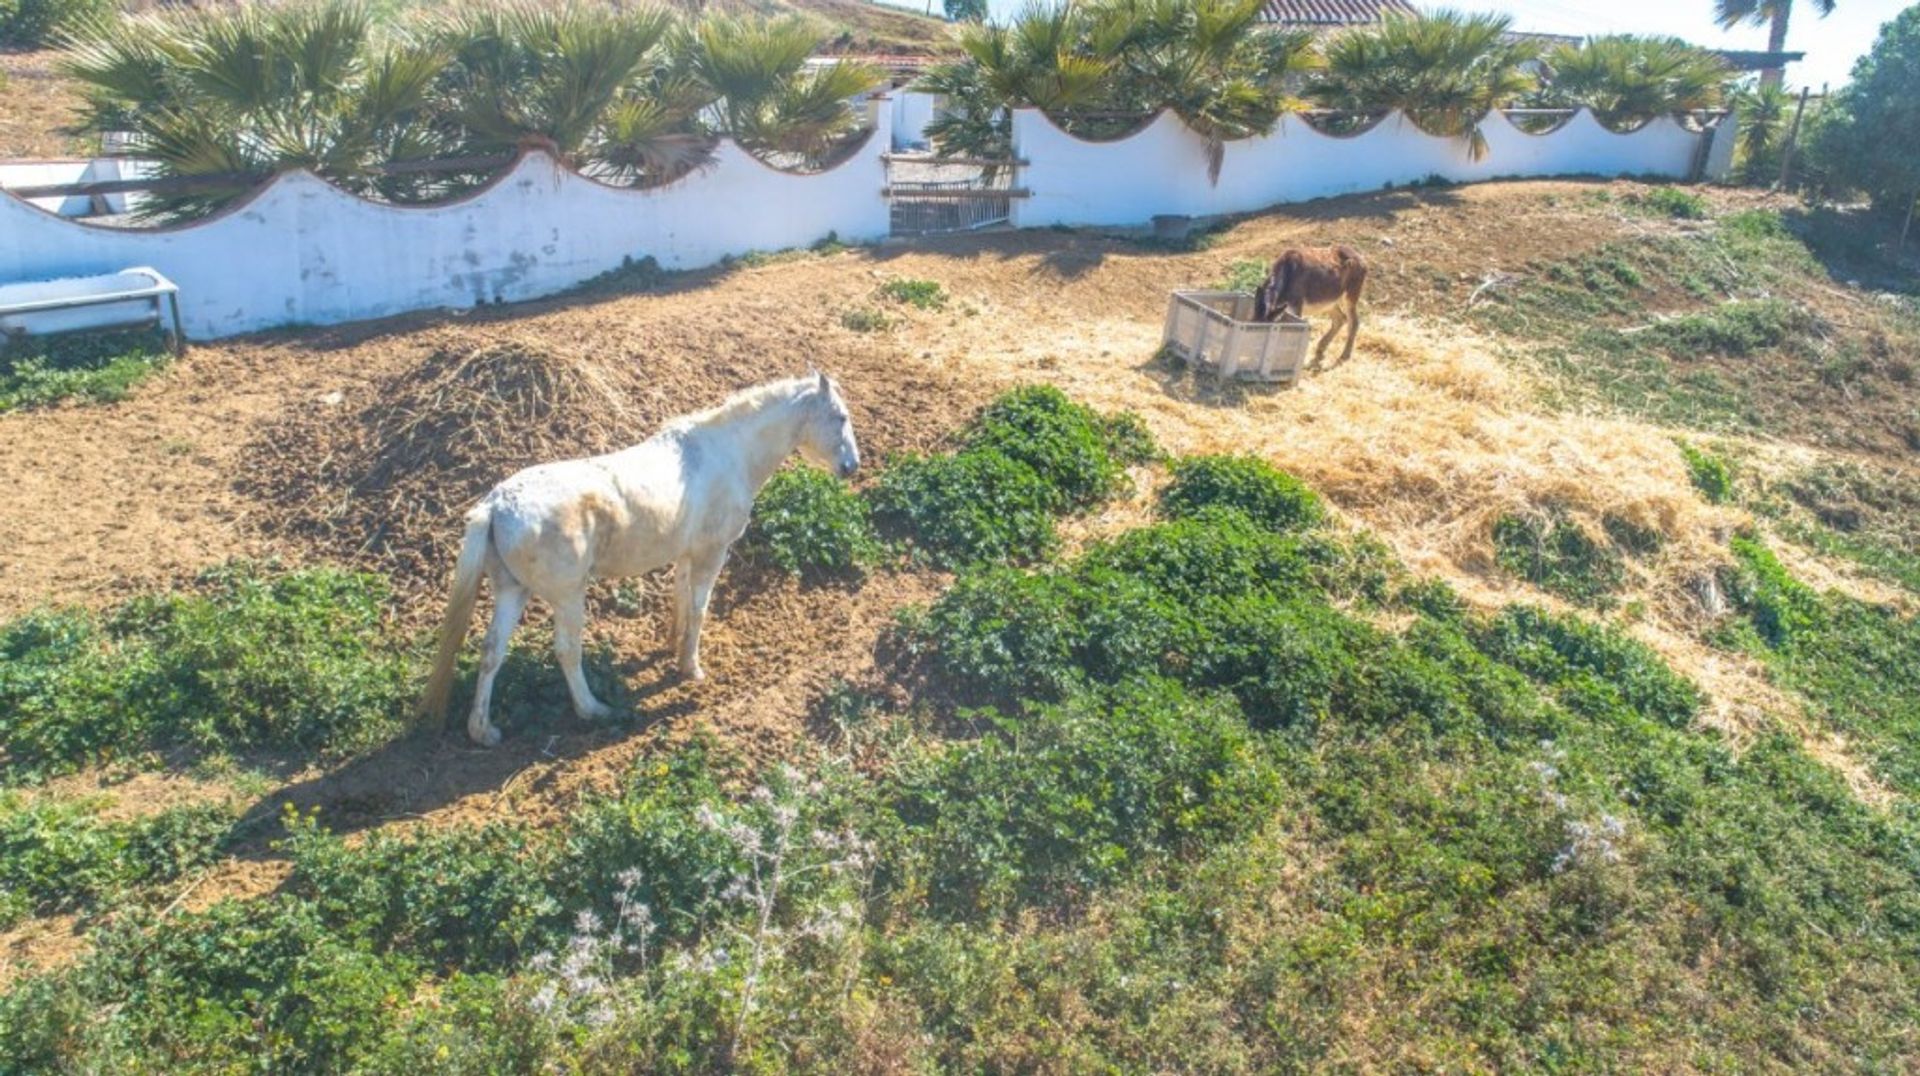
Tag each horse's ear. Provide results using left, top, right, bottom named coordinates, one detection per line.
left=817, top=369, right=831, bottom=393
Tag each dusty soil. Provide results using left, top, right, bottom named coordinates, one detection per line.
left=3, top=177, right=1913, bottom=981
left=0, top=49, right=86, bottom=159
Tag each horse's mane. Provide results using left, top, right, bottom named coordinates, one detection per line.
left=669, top=376, right=815, bottom=432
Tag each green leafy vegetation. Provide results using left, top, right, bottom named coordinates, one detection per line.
left=877, top=278, right=947, bottom=309
left=741, top=465, right=881, bottom=579
left=1218, top=258, right=1268, bottom=292
left=838, top=307, right=894, bottom=332
left=0, top=0, right=106, bottom=47
left=0, top=796, right=236, bottom=925
left=1722, top=538, right=1920, bottom=795
left=1492, top=511, right=1629, bottom=605
left=0, top=330, right=172, bottom=412
left=0, top=564, right=411, bottom=780
left=1677, top=440, right=1735, bottom=503
left=1630, top=184, right=1709, bottom=219
left=11, top=389, right=1920, bottom=1070
left=872, top=386, right=1154, bottom=567
left=1160, top=453, right=1327, bottom=532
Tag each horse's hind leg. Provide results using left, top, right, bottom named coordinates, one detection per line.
left=469, top=578, right=528, bottom=748
left=553, top=591, right=611, bottom=722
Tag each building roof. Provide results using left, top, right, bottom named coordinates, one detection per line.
left=1711, top=49, right=1808, bottom=71
left=1259, top=0, right=1417, bottom=26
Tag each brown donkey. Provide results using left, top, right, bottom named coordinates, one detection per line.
left=1252, top=245, right=1367, bottom=367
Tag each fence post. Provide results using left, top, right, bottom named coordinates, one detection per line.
left=1777, top=87, right=1811, bottom=190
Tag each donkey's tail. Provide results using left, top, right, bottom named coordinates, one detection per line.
left=417, top=502, right=493, bottom=726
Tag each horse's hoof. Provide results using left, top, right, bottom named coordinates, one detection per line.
left=682, top=666, right=707, bottom=684
left=577, top=701, right=613, bottom=722
left=470, top=725, right=502, bottom=748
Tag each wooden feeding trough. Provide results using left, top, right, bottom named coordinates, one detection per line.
left=1161, top=289, right=1310, bottom=385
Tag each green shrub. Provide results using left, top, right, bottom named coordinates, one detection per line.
left=839, top=307, right=894, bottom=332
left=1647, top=299, right=1805, bottom=357
left=1725, top=536, right=1824, bottom=647
left=963, top=385, right=1154, bottom=510
left=284, top=813, right=560, bottom=970
left=1492, top=511, right=1627, bottom=606
left=1079, top=509, right=1313, bottom=607
left=893, top=680, right=1283, bottom=915
left=879, top=278, right=947, bottom=309
left=1218, top=258, right=1268, bottom=292
left=870, top=450, right=1060, bottom=568
left=0, top=564, right=411, bottom=778
left=1678, top=441, right=1735, bottom=504
left=1186, top=593, right=1369, bottom=731
left=1637, top=186, right=1708, bottom=219
left=1472, top=605, right=1701, bottom=727
left=1159, top=454, right=1326, bottom=533
left=1721, top=209, right=1788, bottom=240
left=0, top=0, right=108, bottom=47
left=0, top=329, right=172, bottom=412
left=742, top=465, right=881, bottom=578
left=0, top=796, right=235, bottom=925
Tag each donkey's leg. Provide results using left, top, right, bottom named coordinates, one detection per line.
left=553, top=590, right=612, bottom=722
left=1313, top=307, right=1346, bottom=368
left=1339, top=294, right=1361, bottom=364
left=678, top=548, right=729, bottom=682
left=468, top=579, right=529, bottom=748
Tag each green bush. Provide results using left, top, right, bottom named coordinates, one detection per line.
left=870, top=450, right=1060, bottom=568
left=0, top=0, right=108, bottom=47
left=0, top=796, right=235, bottom=925
left=839, top=307, right=894, bottom=332
left=0, top=329, right=172, bottom=412
left=893, top=680, right=1283, bottom=915
left=1637, top=186, right=1708, bottom=219
left=1678, top=441, right=1735, bottom=504
left=0, top=564, right=411, bottom=779
left=1080, top=509, right=1314, bottom=607
left=1159, top=454, right=1326, bottom=533
left=963, top=385, right=1155, bottom=510
left=1186, top=593, right=1371, bottom=731
left=285, top=813, right=560, bottom=970
left=1647, top=299, right=1806, bottom=357
left=1472, top=605, right=1701, bottom=727
left=742, top=465, right=881, bottom=578
left=1724, top=536, right=1824, bottom=647
left=1492, top=511, right=1627, bottom=606
left=879, top=278, right=947, bottom=309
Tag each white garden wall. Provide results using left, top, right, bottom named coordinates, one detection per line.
left=1011, top=108, right=1705, bottom=228
left=0, top=124, right=891, bottom=340
left=0, top=100, right=1718, bottom=341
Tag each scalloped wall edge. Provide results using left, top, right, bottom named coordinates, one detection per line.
left=0, top=97, right=1727, bottom=341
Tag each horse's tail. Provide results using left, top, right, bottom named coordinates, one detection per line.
left=418, top=502, right=493, bottom=726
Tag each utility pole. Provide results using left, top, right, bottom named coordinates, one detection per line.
left=1777, top=86, right=1810, bottom=190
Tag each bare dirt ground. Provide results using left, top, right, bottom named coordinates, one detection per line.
left=2, top=177, right=1912, bottom=980
left=0, top=49, right=86, bottom=159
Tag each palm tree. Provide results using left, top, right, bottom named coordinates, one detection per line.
left=1541, top=36, right=1727, bottom=130
left=685, top=15, right=881, bottom=167
left=1713, top=0, right=1835, bottom=90
left=1313, top=9, right=1538, bottom=161
left=1094, top=0, right=1315, bottom=181
left=61, top=2, right=453, bottom=221
left=917, top=3, right=1115, bottom=162
left=1731, top=81, right=1792, bottom=180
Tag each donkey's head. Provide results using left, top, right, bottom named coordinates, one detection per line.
left=797, top=370, right=861, bottom=480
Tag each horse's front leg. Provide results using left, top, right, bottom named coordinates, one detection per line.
left=678, top=547, right=729, bottom=682
left=553, top=591, right=612, bottom=722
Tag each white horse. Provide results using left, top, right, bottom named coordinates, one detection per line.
left=419, top=372, right=862, bottom=747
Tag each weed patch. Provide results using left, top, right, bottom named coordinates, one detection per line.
left=0, top=329, right=171, bottom=411
left=741, top=466, right=881, bottom=579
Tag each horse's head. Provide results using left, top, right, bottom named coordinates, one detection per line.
left=798, top=370, right=861, bottom=480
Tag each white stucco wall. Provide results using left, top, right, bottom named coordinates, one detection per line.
left=0, top=128, right=890, bottom=340
left=0, top=158, right=152, bottom=217
left=890, top=92, right=943, bottom=151
left=1011, top=108, right=1706, bottom=229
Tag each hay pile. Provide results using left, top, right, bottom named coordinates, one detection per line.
left=243, top=335, right=645, bottom=591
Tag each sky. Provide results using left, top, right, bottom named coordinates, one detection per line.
left=879, top=0, right=1913, bottom=92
